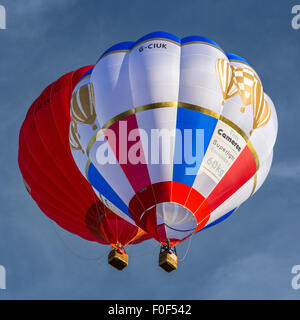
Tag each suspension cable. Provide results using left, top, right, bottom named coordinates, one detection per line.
left=52, top=221, right=108, bottom=261
left=178, top=235, right=193, bottom=262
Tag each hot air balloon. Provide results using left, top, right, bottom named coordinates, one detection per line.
left=18, top=66, right=152, bottom=271
left=69, top=32, right=277, bottom=272
left=19, top=31, right=277, bottom=273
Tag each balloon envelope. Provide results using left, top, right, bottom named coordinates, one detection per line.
left=18, top=66, right=151, bottom=247
left=70, top=32, right=278, bottom=246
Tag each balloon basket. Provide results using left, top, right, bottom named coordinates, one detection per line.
left=108, top=249, right=128, bottom=270
left=159, top=251, right=178, bottom=272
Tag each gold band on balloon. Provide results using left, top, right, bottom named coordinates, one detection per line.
left=85, top=159, right=91, bottom=179
left=97, top=50, right=131, bottom=63
left=250, top=173, right=257, bottom=197
left=181, top=41, right=225, bottom=55
left=86, top=101, right=178, bottom=156
left=85, top=101, right=260, bottom=196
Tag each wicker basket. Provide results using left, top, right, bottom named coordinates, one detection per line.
left=159, top=251, right=178, bottom=272
left=108, top=250, right=128, bottom=270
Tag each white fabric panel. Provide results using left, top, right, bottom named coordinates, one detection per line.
left=204, top=149, right=273, bottom=227
left=71, top=148, right=89, bottom=179
left=192, top=171, right=216, bottom=198
left=75, top=120, right=100, bottom=152
left=156, top=202, right=197, bottom=240
left=92, top=187, right=137, bottom=227
left=179, top=43, right=227, bottom=114
left=165, top=226, right=194, bottom=241
left=135, top=107, right=177, bottom=183
left=91, top=52, right=133, bottom=127
left=205, top=175, right=254, bottom=226
left=129, top=40, right=181, bottom=106
left=249, top=94, right=278, bottom=165
left=70, top=76, right=101, bottom=152
left=221, top=93, right=253, bottom=138
left=156, top=202, right=197, bottom=231
left=253, top=150, right=273, bottom=194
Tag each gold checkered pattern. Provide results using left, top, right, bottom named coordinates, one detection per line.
left=232, top=68, right=256, bottom=108
left=215, top=59, right=271, bottom=134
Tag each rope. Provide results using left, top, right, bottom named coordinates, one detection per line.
left=52, top=222, right=108, bottom=262
left=52, top=218, right=193, bottom=265
left=178, top=235, right=193, bottom=262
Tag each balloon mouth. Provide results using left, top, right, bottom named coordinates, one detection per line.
left=143, top=202, right=197, bottom=243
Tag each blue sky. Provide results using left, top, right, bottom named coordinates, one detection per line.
left=0, top=0, right=300, bottom=299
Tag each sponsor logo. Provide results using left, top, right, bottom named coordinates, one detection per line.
left=218, top=129, right=242, bottom=152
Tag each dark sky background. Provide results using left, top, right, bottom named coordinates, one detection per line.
left=0, top=0, right=299, bottom=299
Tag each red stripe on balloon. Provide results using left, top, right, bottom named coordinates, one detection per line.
left=85, top=201, right=141, bottom=246
left=206, top=145, right=257, bottom=212
left=141, top=206, right=160, bottom=242
left=129, top=181, right=210, bottom=243
left=19, top=130, right=102, bottom=243
left=171, top=182, right=191, bottom=205
left=19, top=67, right=152, bottom=246
left=22, top=92, right=87, bottom=211
left=194, top=200, right=211, bottom=233
left=152, top=181, right=172, bottom=203
left=157, top=224, right=168, bottom=242
left=105, top=114, right=152, bottom=193
left=18, top=135, right=85, bottom=222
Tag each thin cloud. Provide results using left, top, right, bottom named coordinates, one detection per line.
left=270, top=161, right=300, bottom=179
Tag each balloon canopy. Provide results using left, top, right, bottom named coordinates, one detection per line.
left=69, top=31, right=278, bottom=247
left=18, top=29, right=278, bottom=271
left=18, top=66, right=151, bottom=248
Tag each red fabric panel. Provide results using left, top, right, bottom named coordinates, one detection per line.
left=152, top=181, right=172, bottom=203
left=206, top=146, right=257, bottom=212
left=18, top=66, right=151, bottom=247
left=85, top=201, right=141, bottom=246
left=194, top=200, right=211, bottom=233
left=171, top=182, right=192, bottom=205
left=105, top=114, right=151, bottom=193
left=129, top=181, right=208, bottom=244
